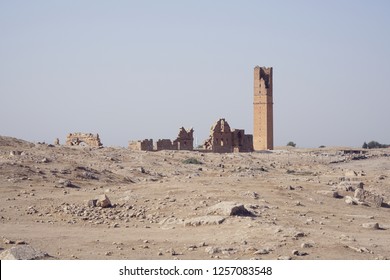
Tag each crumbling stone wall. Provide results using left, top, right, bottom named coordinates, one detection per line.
left=203, top=119, right=253, bottom=153
left=232, top=129, right=254, bottom=153
left=173, top=127, right=194, bottom=151
left=156, top=139, right=176, bottom=151
left=128, top=139, right=153, bottom=151
left=204, top=119, right=233, bottom=153
left=131, top=127, right=194, bottom=151
left=66, top=133, right=103, bottom=147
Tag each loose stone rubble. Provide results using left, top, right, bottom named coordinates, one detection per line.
left=0, top=245, right=49, bottom=260
left=66, top=133, right=103, bottom=147
left=354, top=189, right=383, bottom=208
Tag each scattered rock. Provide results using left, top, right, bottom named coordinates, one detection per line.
left=354, top=189, right=383, bottom=207
left=362, top=222, right=380, bottom=230
left=295, top=201, right=303, bottom=206
left=0, top=245, right=48, bottom=260
left=301, top=242, right=314, bottom=248
left=346, top=245, right=372, bottom=254
left=293, top=232, right=306, bottom=239
left=278, top=256, right=292, bottom=260
left=207, top=202, right=253, bottom=216
left=339, top=234, right=356, bottom=242
left=242, top=191, right=259, bottom=199
left=205, top=246, right=221, bottom=255
left=10, top=151, right=22, bottom=156
left=96, top=194, right=112, bottom=208
left=292, top=250, right=308, bottom=256
left=345, top=196, right=358, bottom=205
left=166, top=248, right=179, bottom=256
left=58, top=179, right=73, bottom=188
left=184, top=216, right=225, bottom=227
left=3, top=238, right=15, bottom=244
left=253, top=248, right=270, bottom=255
left=81, top=171, right=99, bottom=180
left=87, top=199, right=97, bottom=207
left=338, top=181, right=364, bottom=192
left=345, top=170, right=357, bottom=177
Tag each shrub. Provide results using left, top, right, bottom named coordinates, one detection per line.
left=182, top=158, right=203, bottom=165
left=287, top=141, right=296, bottom=147
left=365, top=141, right=389, bottom=149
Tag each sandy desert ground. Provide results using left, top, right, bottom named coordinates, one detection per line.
left=0, top=136, right=389, bottom=260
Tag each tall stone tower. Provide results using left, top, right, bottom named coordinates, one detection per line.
left=253, top=66, right=273, bottom=150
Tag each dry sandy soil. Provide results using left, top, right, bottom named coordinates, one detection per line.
left=0, top=136, right=389, bottom=260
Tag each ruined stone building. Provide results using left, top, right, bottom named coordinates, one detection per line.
left=129, top=127, right=194, bottom=151
left=66, top=133, right=103, bottom=147
left=253, top=66, right=273, bottom=150
left=173, top=127, right=194, bottom=151
left=128, top=139, right=153, bottom=151
left=156, top=127, right=194, bottom=151
left=156, top=139, right=176, bottom=151
left=203, top=119, right=253, bottom=153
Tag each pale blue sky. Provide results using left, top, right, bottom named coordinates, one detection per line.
left=1, top=0, right=389, bottom=147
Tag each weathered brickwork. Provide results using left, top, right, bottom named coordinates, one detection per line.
left=203, top=119, right=253, bottom=153
left=173, top=127, right=194, bottom=151
left=128, top=139, right=153, bottom=151
left=130, top=127, right=194, bottom=151
left=156, top=139, right=176, bottom=151
left=232, top=129, right=254, bottom=153
left=253, top=66, right=273, bottom=150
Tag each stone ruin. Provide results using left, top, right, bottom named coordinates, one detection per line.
left=66, top=133, right=103, bottom=147
left=129, top=127, right=194, bottom=151
left=156, top=139, right=176, bottom=151
left=203, top=118, right=253, bottom=153
left=128, top=139, right=153, bottom=151
left=173, top=127, right=194, bottom=151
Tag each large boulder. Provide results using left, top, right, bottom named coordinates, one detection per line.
left=96, top=194, right=112, bottom=208
left=354, top=189, right=383, bottom=207
left=207, top=202, right=253, bottom=216
left=0, top=245, right=48, bottom=260
left=362, top=222, right=380, bottom=230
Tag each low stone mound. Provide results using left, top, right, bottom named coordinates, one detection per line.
left=207, top=202, right=253, bottom=216
left=0, top=136, right=34, bottom=148
left=0, top=245, right=49, bottom=260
